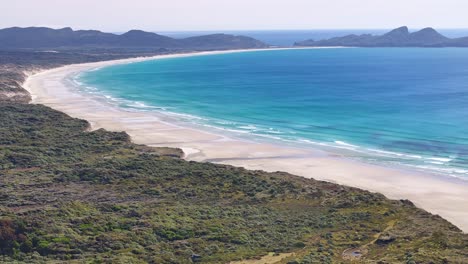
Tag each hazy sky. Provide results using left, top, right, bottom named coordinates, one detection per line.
left=2, top=0, right=468, bottom=32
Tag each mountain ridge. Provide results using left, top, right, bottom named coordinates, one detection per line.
left=295, top=26, right=468, bottom=47
left=0, top=26, right=268, bottom=50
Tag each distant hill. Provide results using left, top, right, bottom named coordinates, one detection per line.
left=0, top=27, right=268, bottom=50
left=295, top=26, right=468, bottom=47
left=181, top=33, right=269, bottom=49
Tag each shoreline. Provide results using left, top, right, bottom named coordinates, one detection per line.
left=23, top=49, right=468, bottom=232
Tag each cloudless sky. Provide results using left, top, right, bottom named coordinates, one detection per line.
left=2, top=0, right=468, bottom=32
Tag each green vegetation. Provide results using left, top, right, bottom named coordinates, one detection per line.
left=0, top=103, right=467, bottom=263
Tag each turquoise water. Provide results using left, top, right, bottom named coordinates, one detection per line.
left=77, top=48, right=468, bottom=178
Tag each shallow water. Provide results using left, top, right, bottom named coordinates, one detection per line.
left=77, top=48, right=468, bottom=179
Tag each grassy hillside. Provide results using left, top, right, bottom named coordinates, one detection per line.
left=0, top=103, right=467, bottom=263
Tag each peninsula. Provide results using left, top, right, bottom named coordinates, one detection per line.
left=295, top=26, right=468, bottom=47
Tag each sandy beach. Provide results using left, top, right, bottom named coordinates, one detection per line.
left=23, top=50, right=468, bottom=232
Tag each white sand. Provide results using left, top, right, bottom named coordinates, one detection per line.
left=23, top=50, right=468, bottom=232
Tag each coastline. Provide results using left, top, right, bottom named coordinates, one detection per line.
left=23, top=49, right=468, bottom=232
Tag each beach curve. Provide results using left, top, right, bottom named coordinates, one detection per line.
left=23, top=49, right=468, bottom=232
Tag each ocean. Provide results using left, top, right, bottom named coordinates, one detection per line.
left=76, top=48, right=468, bottom=179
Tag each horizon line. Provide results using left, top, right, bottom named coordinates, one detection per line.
left=3, top=25, right=468, bottom=33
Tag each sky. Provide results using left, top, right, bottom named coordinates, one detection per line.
left=2, top=0, right=468, bottom=32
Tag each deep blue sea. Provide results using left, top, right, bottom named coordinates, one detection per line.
left=77, top=48, right=468, bottom=179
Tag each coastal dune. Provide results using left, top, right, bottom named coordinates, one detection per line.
left=24, top=51, right=468, bottom=232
